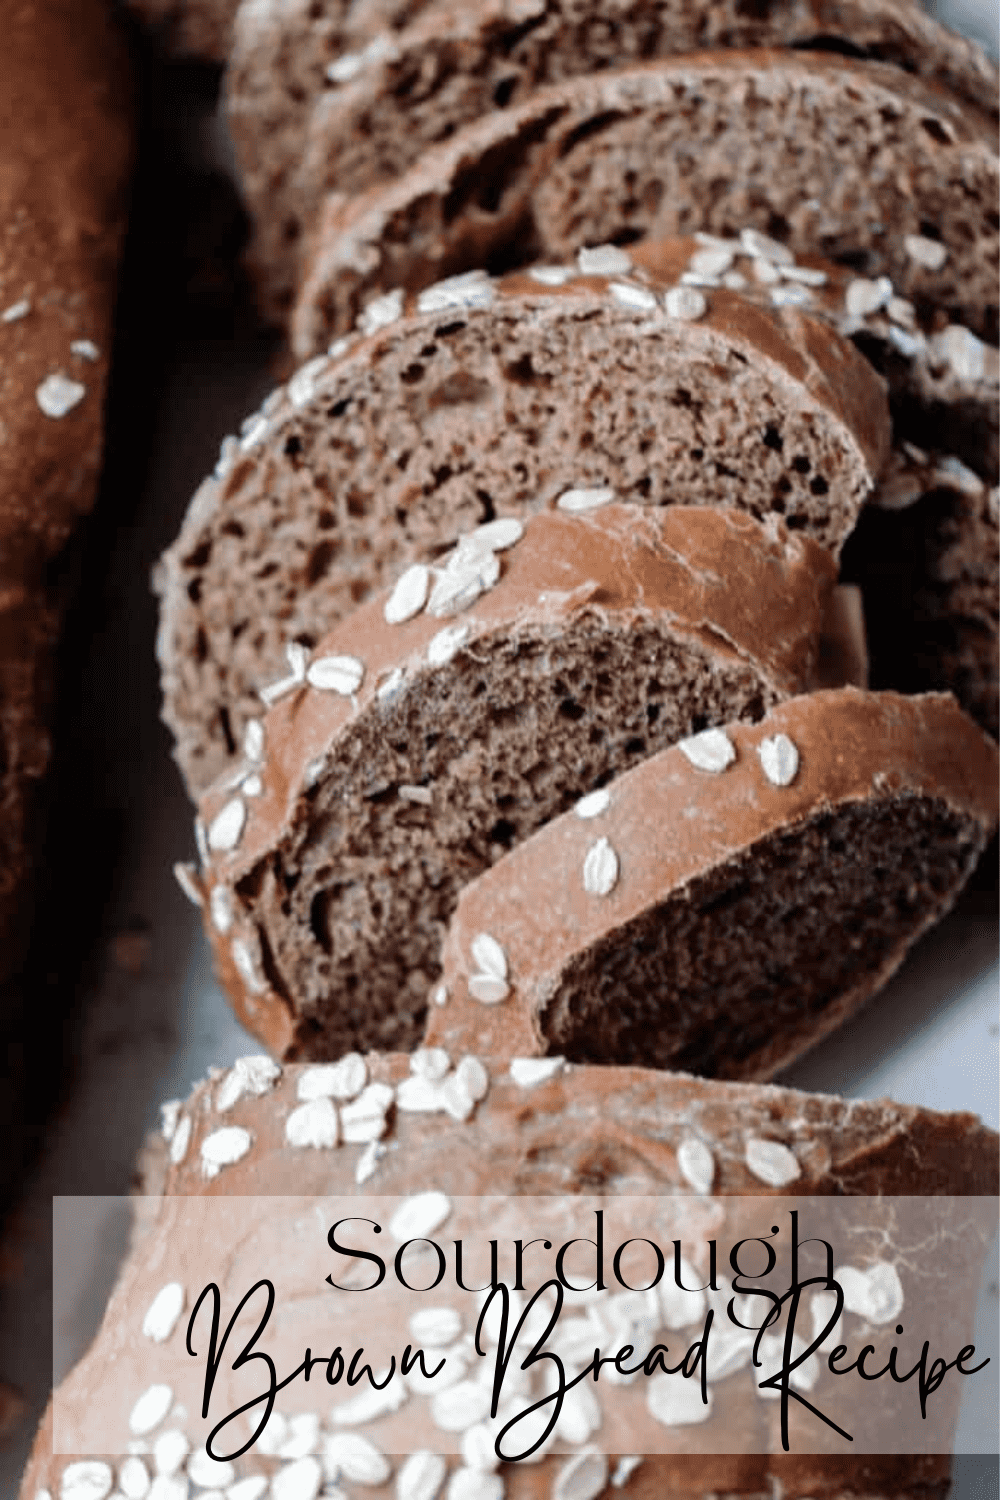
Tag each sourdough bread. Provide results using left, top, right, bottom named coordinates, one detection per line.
left=426, top=688, right=999, bottom=1077
left=292, top=50, right=998, bottom=345
left=186, top=505, right=836, bottom=1059
left=20, top=1055, right=998, bottom=1500
left=156, top=259, right=887, bottom=795
left=231, top=0, right=997, bottom=319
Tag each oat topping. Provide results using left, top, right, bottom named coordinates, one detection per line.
left=468, top=975, right=510, bottom=1004
left=528, top=264, right=573, bottom=285
left=206, top=797, right=245, bottom=854
left=648, top=1372, right=714, bottom=1426
left=239, top=413, right=269, bottom=451
left=427, top=547, right=499, bottom=617
left=200, top=1125, right=253, bottom=1178
left=750, top=257, right=781, bottom=286
left=430, top=981, right=449, bottom=1007
left=209, top=884, right=234, bottom=934
left=243, top=773, right=263, bottom=797
left=582, top=836, right=619, bottom=897
left=781, top=265, right=828, bottom=286
left=934, top=324, right=987, bottom=382
left=903, top=233, right=948, bottom=271
left=744, top=1137, right=801, bottom=1187
left=287, top=354, right=329, bottom=410
left=306, top=654, right=365, bottom=694
left=456, top=1055, right=489, bottom=1101
left=70, top=338, right=100, bottom=361
left=36, top=372, right=86, bottom=418
left=739, top=229, right=794, bottom=266
left=395, top=1451, right=447, bottom=1500
left=469, top=516, right=524, bottom=551
left=555, top=485, right=614, bottom=513
left=298, top=1053, right=367, bottom=1101
left=411, top=1047, right=451, bottom=1083
left=270, top=1455, right=323, bottom=1500
left=409, top=1306, right=462, bottom=1347
left=722, top=270, right=748, bottom=290
left=118, top=1454, right=151, bottom=1496
left=574, top=788, right=610, bottom=819
left=676, top=1137, right=715, bottom=1195
left=611, top=1455, right=644, bottom=1487
left=577, top=244, right=632, bottom=276
left=758, top=733, right=800, bottom=787
left=354, top=1139, right=386, bottom=1184
left=324, top=1431, right=392, bottom=1486
left=152, top=1428, right=189, bottom=1476
left=385, top=563, right=430, bottom=624
left=187, top=1447, right=236, bottom=1488
left=285, top=1097, right=340, bottom=1148
left=689, top=246, right=734, bottom=278
left=677, top=727, right=736, bottom=772
left=142, top=1283, right=185, bottom=1343
left=471, top=932, right=507, bottom=980
left=608, top=281, right=658, bottom=311
left=427, top=623, right=470, bottom=667
left=390, top=1191, right=452, bottom=1242
left=835, top=1262, right=904, bottom=1324
left=417, top=271, right=494, bottom=315
left=168, top=1115, right=191, bottom=1166
left=231, top=936, right=268, bottom=995
left=510, top=1057, right=564, bottom=1087
left=129, top=1384, right=173, bottom=1436
left=552, top=1450, right=609, bottom=1500
left=216, top=1055, right=281, bottom=1111
left=340, top=1083, right=394, bottom=1143
left=448, top=1468, right=503, bottom=1499
left=664, top=285, right=707, bottom=321
left=359, top=287, right=405, bottom=338
left=770, top=285, right=812, bottom=308
left=1, top=298, right=29, bottom=322
left=172, top=861, right=202, bottom=907
left=227, top=1479, right=269, bottom=1500
left=243, top=719, right=265, bottom=762
left=844, top=276, right=893, bottom=318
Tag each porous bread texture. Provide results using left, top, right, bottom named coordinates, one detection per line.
left=227, top=0, right=436, bottom=319
left=293, top=49, right=998, bottom=345
left=156, top=265, right=887, bottom=795
left=234, top=0, right=997, bottom=322
left=0, top=0, right=131, bottom=989
left=428, top=688, right=1000, bottom=1078
left=123, top=0, right=238, bottom=60
left=193, top=505, right=837, bottom=1060
left=20, top=1055, right=998, bottom=1500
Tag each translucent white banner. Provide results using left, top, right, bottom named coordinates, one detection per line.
left=52, top=1195, right=997, bottom=1463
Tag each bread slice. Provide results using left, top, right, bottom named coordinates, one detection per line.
left=155, top=259, right=887, bottom=795
left=232, top=0, right=997, bottom=321
left=427, top=687, right=999, bottom=1077
left=21, top=1053, right=998, bottom=1500
left=186, top=504, right=836, bottom=1059
left=225, top=0, right=439, bottom=318
left=292, top=49, right=998, bottom=344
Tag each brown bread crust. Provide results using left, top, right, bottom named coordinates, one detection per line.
left=428, top=688, right=999, bottom=1076
left=0, top=0, right=131, bottom=987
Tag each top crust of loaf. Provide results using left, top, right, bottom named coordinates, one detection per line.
left=157, top=257, right=887, bottom=795
left=295, top=48, right=998, bottom=342
left=19, top=1054, right=999, bottom=1500
left=427, top=687, right=1000, bottom=1073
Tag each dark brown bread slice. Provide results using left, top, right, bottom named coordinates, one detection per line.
left=186, top=505, right=836, bottom=1059
left=234, top=0, right=998, bottom=321
left=426, top=688, right=1000, bottom=1079
left=20, top=1054, right=999, bottom=1500
left=293, top=49, right=998, bottom=344
left=226, top=0, right=437, bottom=318
left=155, top=259, right=888, bottom=796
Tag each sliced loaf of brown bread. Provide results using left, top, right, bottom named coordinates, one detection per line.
left=231, top=0, right=997, bottom=319
left=21, top=1053, right=999, bottom=1500
left=426, top=687, right=999, bottom=1078
left=292, top=50, right=998, bottom=344
left=183, top=505, right=837, bottom=1059
left=155, top=260, right=887, bottom=795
